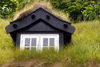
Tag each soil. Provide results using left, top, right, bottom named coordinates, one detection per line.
left=1, top=59, right=63, bottom=67
left=1, top=58, right=100, bottom=67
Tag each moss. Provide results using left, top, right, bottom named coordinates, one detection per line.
left=13, top=1, right=70, bottom=22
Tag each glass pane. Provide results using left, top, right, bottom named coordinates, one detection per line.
left=49, top=47, right=54, bottom=50
left=50, top=38, right=54, bottom=46
left=31, top=47, right=36, bottom=51
left=31, top=38, right=36, bottom=46
left=25, top=48, right=30, bottom=50
left=43, top=38, right=48, bottom=46
left=25, top=38, right=30, bottom=46
left=43, top=47, right=48, bottom=51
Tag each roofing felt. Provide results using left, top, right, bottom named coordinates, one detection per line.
left=5, top=7, right=75, bottom=34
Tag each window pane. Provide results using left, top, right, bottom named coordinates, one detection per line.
left=49, top=47, right=54, bottom=50
left=25, top=48, right=30, bottom=50
left=43, top=38, right=48, bottom=46
left=25, top=38, right=30, bottom=46
left=31, top=47, right=36, bottom=51
left=43, top=47, right=48, bottom=51
left=31, top=38, right=36, bottom=46
left=50, top=38, right=54, bottom=46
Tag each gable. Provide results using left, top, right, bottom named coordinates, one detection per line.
left=22, top=20, right=59, bottom=32
left=5, top=7, right=75, bottom=34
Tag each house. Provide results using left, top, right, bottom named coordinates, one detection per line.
left=5, top=7, right=75, bottom=51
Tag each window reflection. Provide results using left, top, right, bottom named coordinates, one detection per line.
left=25, top=38, right=30, bottom=46
left=50, top=38, right=54, bottom=46
left=43, top=38, right=48, bottom=46
left=31, top=47, right=36, bottom=51
left=31, top=38, right=36, bottom=46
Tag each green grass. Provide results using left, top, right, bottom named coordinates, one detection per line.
left=0, top=18, right=100, bottom=66
left=0, top=18, right=14, bottom=65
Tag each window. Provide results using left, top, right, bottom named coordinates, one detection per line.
left=20, top=35, right=39, bottom=51
left=20, top=34, right=59, bottom=51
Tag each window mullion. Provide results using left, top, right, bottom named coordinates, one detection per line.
left=30, top=38, right=32, bottom=50
left=48, top=38, right=49, bottom=49
left=39, top=35, right=41, bottom=51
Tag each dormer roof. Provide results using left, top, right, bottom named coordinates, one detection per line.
left=5, top=7, right=75, bottom=34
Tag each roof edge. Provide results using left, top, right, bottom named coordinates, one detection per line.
left=10, top=7, right=71, bottom=24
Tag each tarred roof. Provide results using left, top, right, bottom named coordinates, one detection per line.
left=5, top=7, right=75, bottom=34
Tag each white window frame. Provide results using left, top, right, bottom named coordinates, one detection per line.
left=41, top=34, right=59, bottom=51
left=20, top=34, right=59, bottom=51
left=20, top=34, right=39, bottom=50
